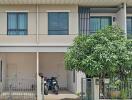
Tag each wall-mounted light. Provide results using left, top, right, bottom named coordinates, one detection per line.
left=113, top=17, right=116, bottom=22
left=118, top=3, right=124, bottom=9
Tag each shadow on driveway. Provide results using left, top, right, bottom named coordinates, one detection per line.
left=45, top=90, right=80, bottom=100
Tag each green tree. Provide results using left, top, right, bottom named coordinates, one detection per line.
left=64, top=26, right=132, bottom=79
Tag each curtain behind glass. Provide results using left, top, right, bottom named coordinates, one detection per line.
left=90, top=17, right=111, bottom=33
left=127, top=17, right=132, bottom=34
left=8, top=13, right=27, bottom=35
left=48, top=12, right=69, bottom=35
left=8, top=14, right=17, bottom=29
left=90, top=17, right=100, bottom=33
left=18, top=14, right=27, bottom=30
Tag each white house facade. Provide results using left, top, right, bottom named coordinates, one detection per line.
left=0, top=0, right=131, bottom=100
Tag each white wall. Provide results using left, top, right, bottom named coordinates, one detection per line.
left=67, top=71, right=86, bottom=94
left=38, top=5, right=78, bottom=45
left=76, top=71, right=86, bottom=93
left=0, top=5, right=78, bottom=45
left=0, top=53, right=37, bottom=89
left=39, top=53, right=67, bottom=88
left=116, top=3, right=127, bottom=33
left=67, top=71, right=77, bottom=93
left=6, top=53, right=36, bottom=80
left=0, top=53, right=7, bottom=90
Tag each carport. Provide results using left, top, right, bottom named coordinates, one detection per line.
left=0, top=53, right=37, bottom=100
left=39, top=52, right=79, bottom=100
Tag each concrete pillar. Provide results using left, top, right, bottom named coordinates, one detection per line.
left=116, top=3, right=127, bottom=36
left=37, top=52, right=42, bottom=100
left=76, top=71, right=86, bottom=94
left=93, top=78, right=99, bottom=100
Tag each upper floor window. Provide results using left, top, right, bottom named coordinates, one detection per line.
left=127, top=17, right=132, bottom=39
left=7, top=12, right=28, bottom=35
left=127, top=17, right=132, bottom=33
left=0, top=60, right=2, bottom=82
left=90, top=16, right=112, bottom=33
left=48, top=12, right=69, bottom=35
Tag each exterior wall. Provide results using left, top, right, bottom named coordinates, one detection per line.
left=6, top=53, right=36, bottom=80
left=0, top=53, right=37, bottom=90
left=0, top=3, right=130, bottom=99
left=0, top=5, right=78, bottom=46
left=116, top=3, right=127, bottom=33
left=39, top=52, right=67, bottom=88
left=38, top=5, right=78, bottom=45
left=67, top=71, right=86, bottom=94
left=67, top=71, right=77, bottom=93
left=0, top=53, right=7, bottom=89
left=0, top=5, right=37, bottom=45
left=76, top=71, right=86, bottom=93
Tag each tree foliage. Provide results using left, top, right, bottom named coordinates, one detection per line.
left=64, top=26, right=132, bottom=79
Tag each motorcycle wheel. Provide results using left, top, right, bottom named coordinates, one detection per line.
left=54, top=85, right=59, bottom=94
left=44, top=85, right=48, bottom=95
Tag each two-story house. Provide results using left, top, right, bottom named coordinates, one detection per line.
left=0, top=0, right=131, bottom=100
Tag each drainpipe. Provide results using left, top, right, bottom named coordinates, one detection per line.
left=36, top=4, right=42, bottom=100
left=117, top=2, right=127, bottom=38
left=37, top=52, right=43, bottom=100
left=123, top=2, right=127, bottom=38
left=36, top=4, right=39, bottom=44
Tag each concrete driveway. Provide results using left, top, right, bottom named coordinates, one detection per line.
left=45, top=90, right=80, bottom=100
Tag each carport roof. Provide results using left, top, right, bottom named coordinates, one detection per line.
left=0, top=0, right=132, bottom=6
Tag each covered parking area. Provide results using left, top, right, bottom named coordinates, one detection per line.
left=0, top=52, right=37, bottom=100
left=39, top=52, right=80, bottom=99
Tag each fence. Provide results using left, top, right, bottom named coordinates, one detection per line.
left=99, top=79, right=132, bottom=99
left=0, top=78, right=37, bottom=100
left=81, top=78, right=132, bottom=100
left=81, top=78, right=94, bottom=100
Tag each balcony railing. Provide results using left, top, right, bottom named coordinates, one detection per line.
left=99, top=79, right=132, bottom=99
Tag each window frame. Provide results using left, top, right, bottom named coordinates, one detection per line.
left=127, top=16, right=132, bottom=34
left=0, top=60, right=2, bottom=82
left=89, top=16, right=112, bottom=33
left=73, top=70, right=75, bottom=83
left=48, top=12, right=69, bottom=35
left=7, top=12, right=28, bottom=35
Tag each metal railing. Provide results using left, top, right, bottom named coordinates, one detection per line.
left=99, top=79, right=132, bottom=99
left=81, top=78, right=94, bottom=100
left=0, top=78, right=37, bottom=100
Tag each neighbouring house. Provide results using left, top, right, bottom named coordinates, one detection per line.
left=0, top=0, right=131, bottom=100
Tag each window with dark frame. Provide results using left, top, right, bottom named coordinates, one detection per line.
left=48, top=12, right=69, bottom=35
left=79, top=7, right=112, bottom=34
left=0, top=60, right=2, bottom=82
left=73, top=70, right=75, bottom=83
left=89, top=16, right=112, bottom=33
left=7, top=12, right=28, bottom=35
left=127, top=17, right=132, bottom=34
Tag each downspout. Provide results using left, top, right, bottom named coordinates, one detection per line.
left=36, top=4, right=39, bottom=44
left=36, top=4, right=43, bottom=100
left=123, top=2, right=127, bottom=38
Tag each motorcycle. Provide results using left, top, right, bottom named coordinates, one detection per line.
left=51, top=77, right=59, bottom=94
left=47, top=77, right=59, bottom=94
left=44, top=77, right=48, bottom=95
